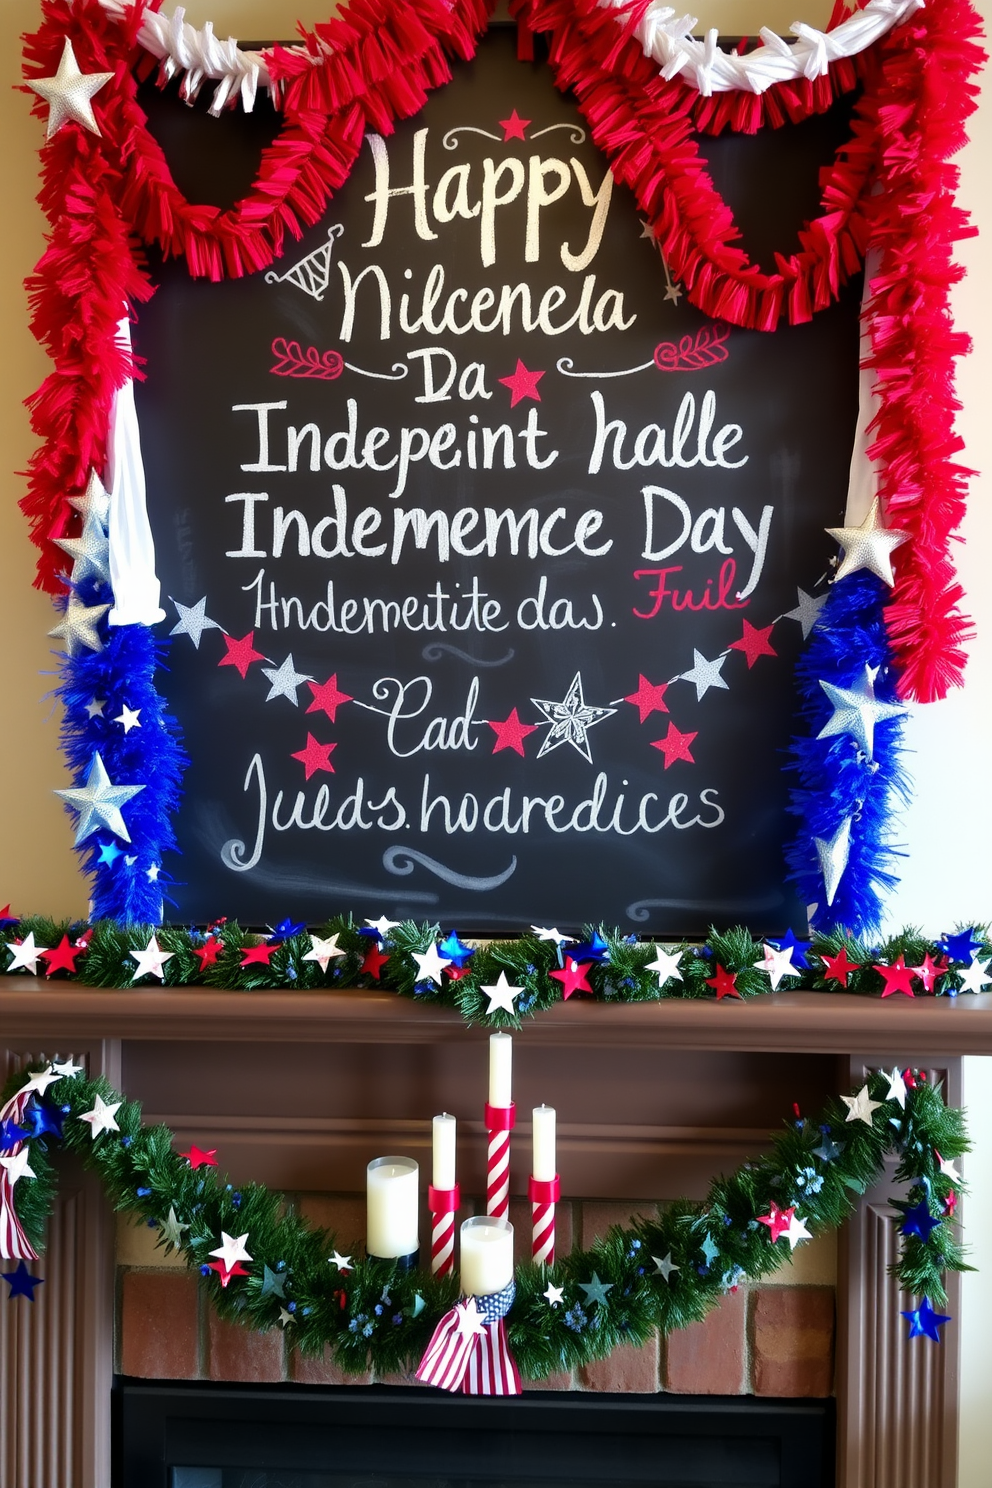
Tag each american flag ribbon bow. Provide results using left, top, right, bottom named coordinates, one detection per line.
left=415, top=1280, right=521, bottom=1395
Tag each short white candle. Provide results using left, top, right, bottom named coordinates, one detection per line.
left=433, top=1113, right=456, bottom=1190
left=532, top=1105, right=556, bottom=1181
left=460, top=1215, right=514, bottom=1296
left=366, top=1156, right=419, bottom=1259
left=489, top=1032, right=513, bottom=1108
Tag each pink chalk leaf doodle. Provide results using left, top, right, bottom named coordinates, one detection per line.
left=270, top=337, right=344, bottom=380
left=654, top=323, right=732, bottom=373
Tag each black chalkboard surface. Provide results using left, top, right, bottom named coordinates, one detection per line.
left=135, top=27, right=861, bottom=934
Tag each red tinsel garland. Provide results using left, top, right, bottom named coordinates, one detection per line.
left=19, top=0, right=985, bottom=701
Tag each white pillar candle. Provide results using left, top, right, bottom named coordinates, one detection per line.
left=432, top=1113, right=457, bottom=1190
left=532, top=1105, right=556, bottom=1181
left=460, top=1215, right=514, bottom=1296
left=366, top=1156, right=419, bottom=1259
left=489, top=1032, right=513, bottom=1107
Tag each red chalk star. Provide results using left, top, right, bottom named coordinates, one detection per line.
left=875, top=954, right=916, bottom=998
left=549, top=957, right=594, bottom=999
left=651, top=723, right=697, bottom=769
left=291, top=733, right=337, bottom=780
left=181, top=1146, right=218, bottom=1170
left=499, top=359, right=544, bottom=407
left=706, top=964, right=741, bottom=1000
left=218, top=631, right=265, bottom=680
left=362, top=944, right=390, bottom=981
left=499, top=109, right=530, bottom=141
left=818, top=946, right=856, bottom=987
left=728, top=620, right=777, bottom=668
left=757, top=1202, right=795, bottom=1242
left=194, top=938, right=224, bottom=972
left=488, top=708, right=538, bottom=756
left=306, top=673, right=352, bottom=723
left=241, top=941, right=279, bottom=968
left=910, top=952, right=946, bottom=993
left=42, top=934, right=82, bottom=976
left=624, top=675, right=669, bottom=724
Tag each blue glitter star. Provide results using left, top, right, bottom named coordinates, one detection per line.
left=438, top=931, right=475, bottom=968
left=940, top=928, right=984, bottom=964
left=2, top=1262, right=44, bottom=1301
left=899, top=1200, right=942, bottom=1243
left=901, top=1297, right=951, bottom=1341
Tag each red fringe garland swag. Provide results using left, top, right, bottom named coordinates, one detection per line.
left=20, top=0, right=985, bottom=703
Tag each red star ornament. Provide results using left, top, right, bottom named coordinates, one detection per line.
left=819, top=946, right=856, bottom=987
left=728, top=620, right=777, bottom=668
left=444, top=964, right=472, bottom=982
left=652, top=723, right=697, bottom=769
left=499, top=108, right=530, bottom=140
left=306, top=673, right=352, bottom=722
left=488, top=708, right=538, bottom=756
left=241, top=941, right=279, bottom=968
left=361, top=944, right=390, bottom=980
left=181, top=1146, right=218, bottom=1169
left=624, top=676, right=669, bottom=723
left=875, top=954, right=916, bottom=998
left=208, top=1259, right=249, bottom=1288
left=910, top=952, right=947, bottom=993
left=943, top=1190, right=958, bottom=1218
left=706, top=964, right=741, bottom=1000
left=218, top=631, right=265, bottom=680
left=498, top=359, right=544, bottom=407
left=291, top=733, right=337, bottom=780
left=42, top=934, right=82, bottom=976
left=194, top=938, right=224, bottom=972
left=549, top=957, right=594, bottom=999
left=756, top=1202, right=795, bottom=1242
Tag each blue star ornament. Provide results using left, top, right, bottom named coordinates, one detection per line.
left=438, top=931, right=475, bottom=968
left=700, top=1233, right=720, bottom=1266
left=2, top=1261, right=44, bottom=1301
left=902, top=1297, right=951, bottom=1341
left=940, top=928, right=984, bottom=964
left=899, top=1200, right=942, bottom=1243
left=572, top=931, right=610, bottom=963
left=767, top=928, right=811, bottom=969
left=0, top=1119, right=28, bottom=1151
left=21, top=1100, right=65, bottom=1141
left=578, top=1272, right=614, bottom=1306
left=271, top=917, right=306, bottom=940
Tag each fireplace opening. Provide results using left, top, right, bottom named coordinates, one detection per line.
left=116, top=1381, right=835, bottom=1488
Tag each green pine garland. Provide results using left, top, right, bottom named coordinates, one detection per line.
left=1, top=916, right=990, bottom=1027
left=3, top=1062, right=970, bottom=1379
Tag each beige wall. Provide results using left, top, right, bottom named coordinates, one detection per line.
left=1, top=0, right=990, bottom=1478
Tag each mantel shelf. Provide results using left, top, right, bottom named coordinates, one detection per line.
left=3, top=980, right=992, bottom=1055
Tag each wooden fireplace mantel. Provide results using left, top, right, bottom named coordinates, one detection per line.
left=4, top=979, right=992, bottom=1055
left=2, top=983, right=977, bottom=1488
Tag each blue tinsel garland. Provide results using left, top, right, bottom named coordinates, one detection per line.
left=786, top=571, right=909, bottom=936
left=54, top=578, right=187, bottom=924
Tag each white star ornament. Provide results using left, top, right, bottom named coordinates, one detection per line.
left=482, top=971, right=523, bottom=1016
left=826, top=499, right=908, bottom=586
left=26, top=39, right=114, bottom=139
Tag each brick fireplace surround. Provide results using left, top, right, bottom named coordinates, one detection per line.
left=4, top=983, right=986, bottom=1487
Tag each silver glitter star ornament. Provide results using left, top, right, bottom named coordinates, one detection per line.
left=170, top=596, right=223, bottom=649
left=55, top=752, right=145, bottom=844
left=54, top=511, right=111, bottom=585
left=814, top=817, right=852, bottom=907
left=26, top=39, right=114, bottom=139
left=817, top=666, right=904, bottom=760
left=68, top=470, right=111, bottom=528
left=49, top=594, right=110, bottom=656
left=826, top=499, right=908, bottom=586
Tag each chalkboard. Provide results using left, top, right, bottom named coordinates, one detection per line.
left=135, top=26, right=862, bottom=934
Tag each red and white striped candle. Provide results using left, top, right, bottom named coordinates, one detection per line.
left=485, top=1034, right=514, bottom=1219
left=529, top=1104, right=559, bottom=1266
left=429, top=1112, right=459, bottom=1276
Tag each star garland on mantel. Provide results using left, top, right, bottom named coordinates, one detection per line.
left=1, top=915, right=989, bottom=1025
left=0, top=1061, right=969, bottom=1372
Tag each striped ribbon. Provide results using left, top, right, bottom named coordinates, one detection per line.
left=416, top=1281, right=521, bottom=1396
left=529, top=1174, right=560, bottom=1267
left=0, top=1087, right=39, bottom=1261
left=428, top=1183, right=460, bottom=1277
left=485, top=1102, right=515, bottom=1220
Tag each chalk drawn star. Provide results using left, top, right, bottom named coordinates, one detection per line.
left=531, top=673, right=616, bottom=763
